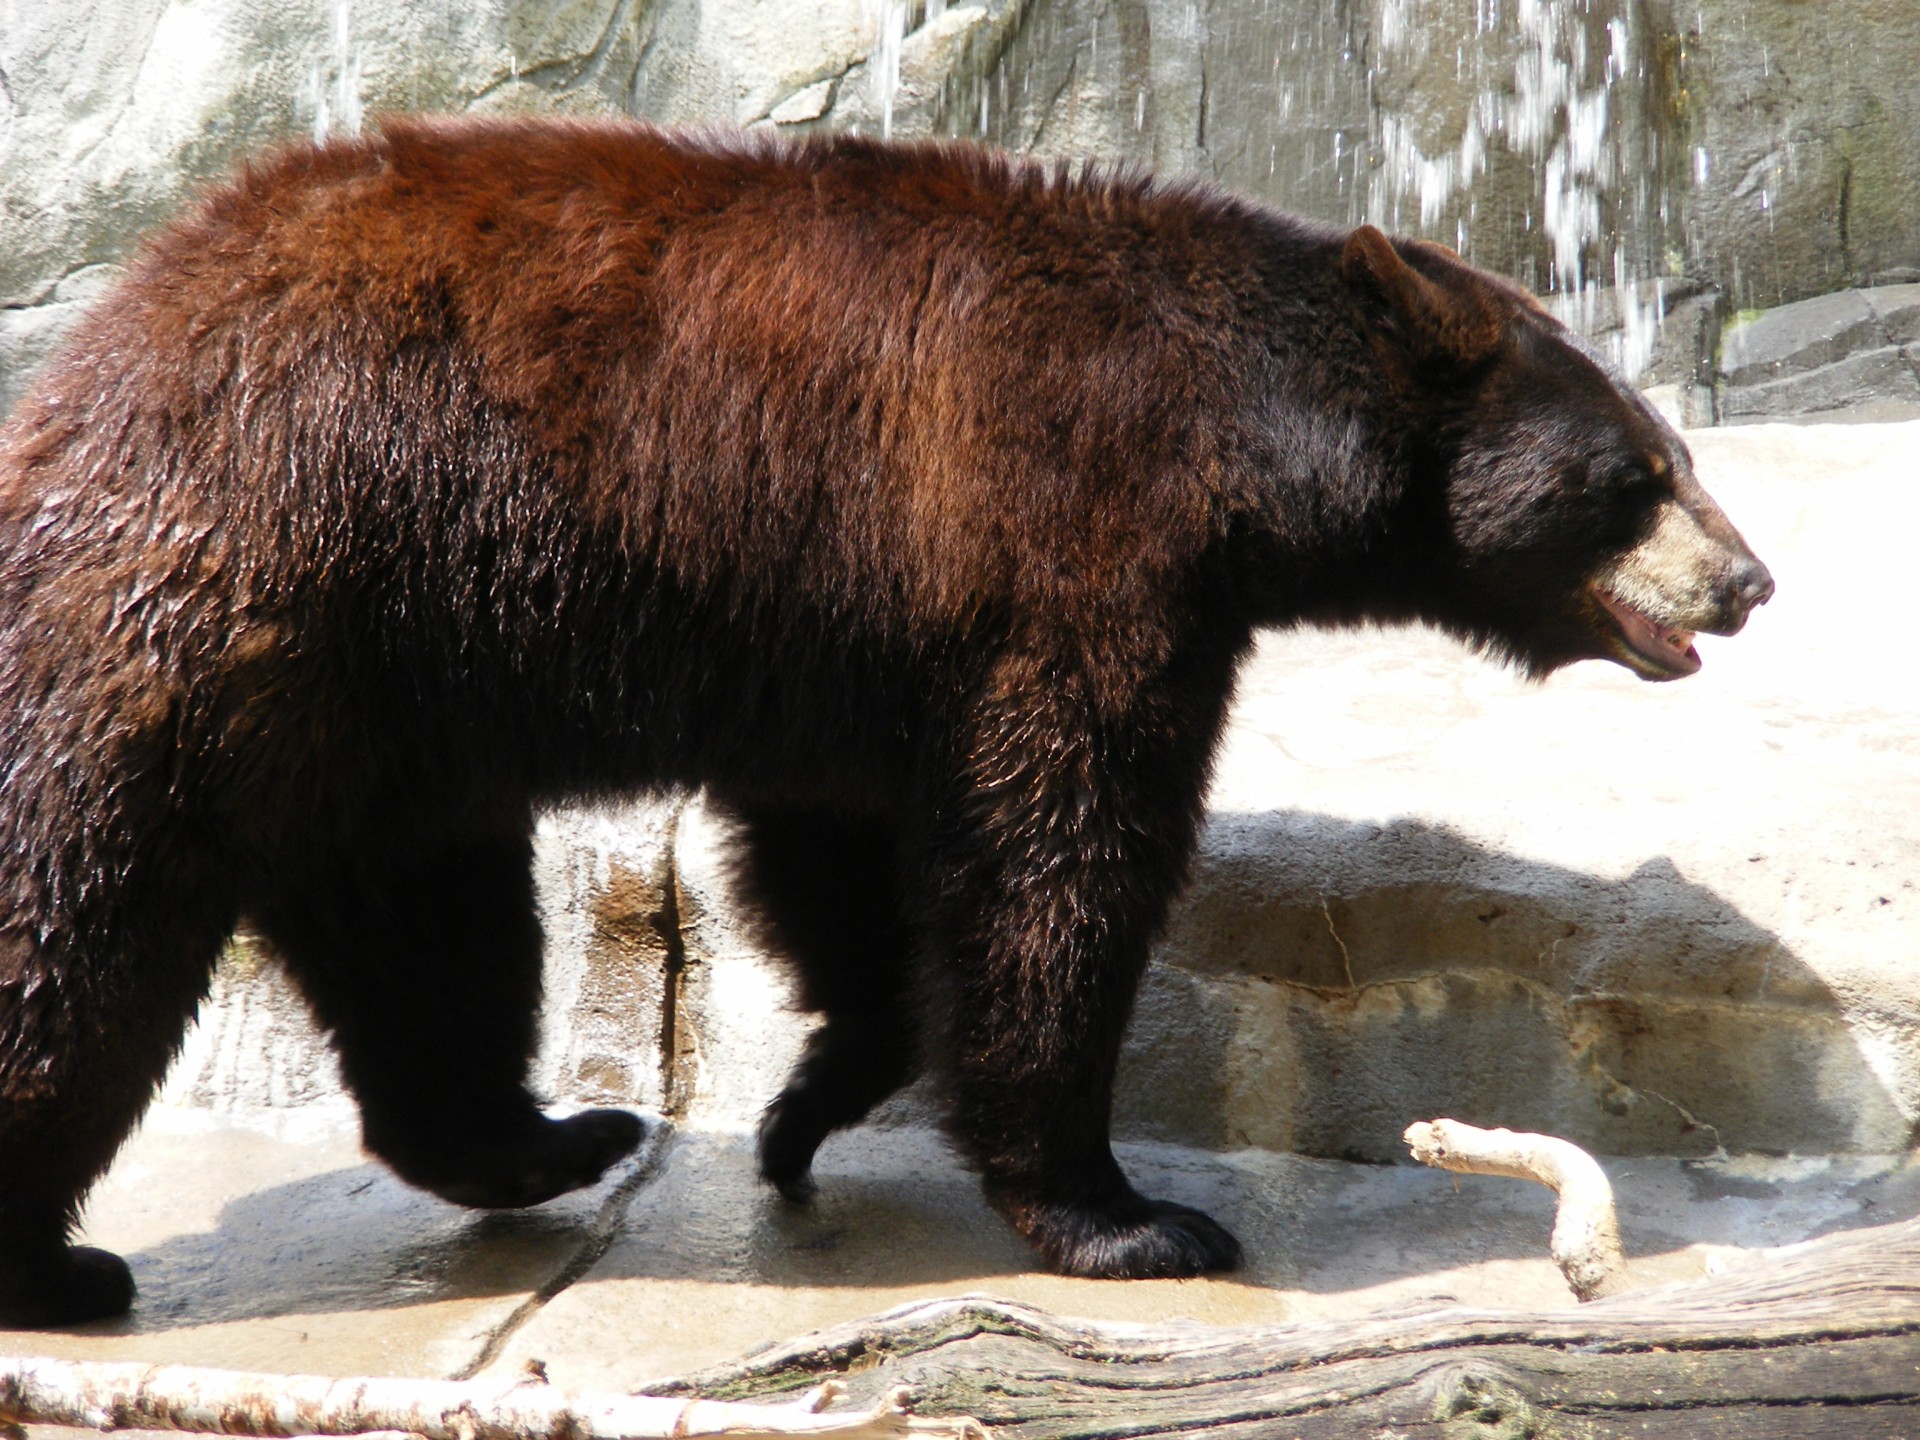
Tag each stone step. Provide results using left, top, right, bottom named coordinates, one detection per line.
left=1717, top=285, right=1920, bottom=423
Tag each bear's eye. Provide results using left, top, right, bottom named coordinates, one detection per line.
left=1610, top=463, right=1666, bottom=500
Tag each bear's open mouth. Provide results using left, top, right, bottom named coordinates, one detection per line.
left=1590, top=584, right=1701, bottom=680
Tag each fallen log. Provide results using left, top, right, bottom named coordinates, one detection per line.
left=656, top=1214, right=1920, bottom=1439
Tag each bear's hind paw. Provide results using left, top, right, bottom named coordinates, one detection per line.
left=0, top=1244, right=136, bottom=1328
left=415, top=1108, right=645, bottom=1210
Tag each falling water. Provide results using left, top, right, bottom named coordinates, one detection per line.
left=1365, top=0, right=1669, bottom=379
left=870, top=0, right=956, bottom=138
left=971, top=0, right=1683, bottom=384
left=300, top=0, right=363, bottom=145
left=872, top=0, right=908, bottom=138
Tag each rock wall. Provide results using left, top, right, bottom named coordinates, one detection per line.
left=7, top=0, right=1920, bottom=409
left=979, top=0, right=1920, bottom=310
left=0, top=0, right=643, bottom=411
left=0, top=0, right=1024, bottom=412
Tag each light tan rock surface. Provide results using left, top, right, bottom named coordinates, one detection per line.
left=7, top=1116, right=1914, bottom=1393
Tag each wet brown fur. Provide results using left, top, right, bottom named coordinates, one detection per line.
left=0, top=116, right=1767, bottom=1322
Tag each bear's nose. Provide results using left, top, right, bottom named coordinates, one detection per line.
left=1732, top=557, right=1775, bottom=612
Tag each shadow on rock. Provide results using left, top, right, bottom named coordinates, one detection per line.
left=104, top=1157, right=624, bottom=1332
left=1122, top=809, right=1913, bottom=1161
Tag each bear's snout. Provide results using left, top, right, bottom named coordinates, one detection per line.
left=1638, top=491, right=1772, bottom=633
left=1587, top=492, right=1771, bottom=679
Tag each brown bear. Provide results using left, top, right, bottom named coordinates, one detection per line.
left=0, top=116, right=1771, bottom=1326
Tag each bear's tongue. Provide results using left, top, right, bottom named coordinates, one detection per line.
left=1593, top=587, right=1701, bottom=678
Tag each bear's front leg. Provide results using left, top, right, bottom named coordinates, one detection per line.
left=923, top=662, right=1244, bottom=1278
left=927, top=823, right=1243, bottom=1277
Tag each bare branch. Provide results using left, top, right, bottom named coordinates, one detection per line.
left=1404, top=1117, right=1628, bottom=1301
left=0, top=1358, right=986, bottom=1440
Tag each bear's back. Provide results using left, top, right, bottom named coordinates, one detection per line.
left=11, top=120, right=1289, bottom=621
left=0, top=120, right=1322, bottom=818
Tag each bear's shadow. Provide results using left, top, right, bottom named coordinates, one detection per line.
left=86, top=1166, right=612, bottom=1333
left=93, top=810, right=1912, bottom=1333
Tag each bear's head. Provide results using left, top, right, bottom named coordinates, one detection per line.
left=1341, top=225, right=1773, bottom=681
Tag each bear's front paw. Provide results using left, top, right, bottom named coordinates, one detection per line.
left=0, top=1244, right=136, bottom=1328
left=756, top=1094, right=823, bottom=1204
left=1028, top=1197, right=1244, bottom=1279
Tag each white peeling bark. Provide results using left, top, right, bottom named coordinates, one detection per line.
left=0, top=1359, right=985, bottom=1440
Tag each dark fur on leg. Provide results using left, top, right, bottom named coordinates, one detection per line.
left=922, top=641, right=1248, bottom=1278
left=250, top=829, right=643, bottom=1208
left=723, top=802, right=921, bottom=1203
left=0, top=869, right=230, bottom=1325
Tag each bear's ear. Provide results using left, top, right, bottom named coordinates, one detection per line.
left=1340, top=224, right=1500, bottom=367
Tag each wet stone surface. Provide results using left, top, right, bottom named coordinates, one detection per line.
left=1, top=1110, right=660, bottom=1384
left=6, top=1115, right=1916, bottom=1404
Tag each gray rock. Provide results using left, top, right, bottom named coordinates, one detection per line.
left=0, top=0, right=662, bottom=410
left=1719, top=347, right=1920, bottom=426
left=1720, top=291, right=1884, bottom=388
left=1677, top=1, right=1920, bottom=310
left=1867, top=284, right=1920, bottom=347
left=0, top=263, right=124, bottom=416
left=160, top=931, right=348, bottom=1114
left=0, top=0, right=934, bottom=411
left=1718, top=285, right=1920, bottom=423
left=986, top=0, right=1212, bottom=181
left=529, top=801, right=684, bottom=1114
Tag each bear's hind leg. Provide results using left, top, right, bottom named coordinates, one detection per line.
left=723, top=803, right=920, bottom=1202
left=0, top=906, right=227, bottom=1326
left=251, top=830, right=641, bottom=1210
